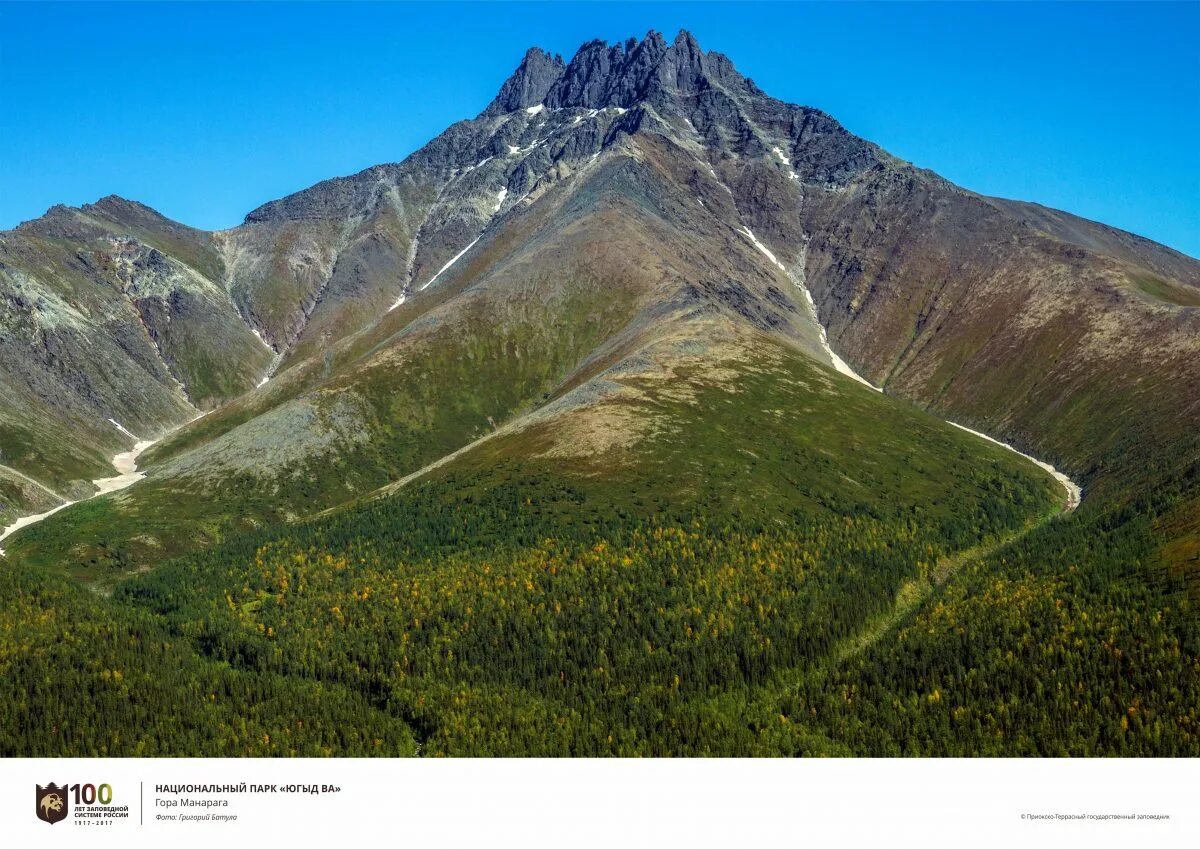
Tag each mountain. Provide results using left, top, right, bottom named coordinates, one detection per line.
left=0, top=196, right=274, bottom=518
left=1, top=31, right=1198, bottom=756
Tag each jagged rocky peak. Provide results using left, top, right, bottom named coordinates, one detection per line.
left=484, top=47, right=567, bottom=115
left=484, top=29, right=758, bottom=116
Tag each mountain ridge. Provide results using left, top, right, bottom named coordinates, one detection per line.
left=2, top=28, right=1197, bottom=546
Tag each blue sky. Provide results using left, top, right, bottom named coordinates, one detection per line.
left=1, top=2, right=1197, bottom=257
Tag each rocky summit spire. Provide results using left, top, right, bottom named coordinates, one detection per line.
left=483, top=47, right=567, bottom=116
left=483, top=30, right=755, bottom=116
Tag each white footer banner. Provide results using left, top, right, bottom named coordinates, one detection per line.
left=1, top=757, right=1195, bottom=847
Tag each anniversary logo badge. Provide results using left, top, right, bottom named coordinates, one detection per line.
left=33, top=781, right=127, bottom=827
left=35, top=783, right=69, bottom=825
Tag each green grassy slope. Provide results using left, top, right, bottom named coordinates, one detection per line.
left=17, top=312, right=1189, bottom=757
left=3, top=273, right=643, bottom=580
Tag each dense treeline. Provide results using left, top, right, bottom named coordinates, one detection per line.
left=776, top=468, right=1200, bottom=756
left=114, top=460, right=1047, bottom=756
left=0, top=559, right=417, bottom=757
left=108, top=461, right=1195, bottom=756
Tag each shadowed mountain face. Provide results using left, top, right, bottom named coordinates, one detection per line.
left=2, top=31, right=1199, bottom=756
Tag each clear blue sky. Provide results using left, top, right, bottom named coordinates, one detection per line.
left=2, top=2, right=1197, bottom=256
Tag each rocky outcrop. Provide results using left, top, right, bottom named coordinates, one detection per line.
left=483, top=47, right=566, bottom=115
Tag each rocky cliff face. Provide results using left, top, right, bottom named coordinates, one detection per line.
left=483, top=47, right=567, bottom=115
left=200, top=30, right=890, bottom=368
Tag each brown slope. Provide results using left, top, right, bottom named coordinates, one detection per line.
left=785, top=166, right=1200, bottom=502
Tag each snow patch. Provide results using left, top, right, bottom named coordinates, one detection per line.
left=249, top=325, right=273, bottom=351
left=795, top=279, right=877, bottom=390
left=705, top=164, right=734, bottom=196
left=108, top=418, right=137, bottom=440
left=740, top=227, right=787, bottom=272
left=0, top=504, right=73, bottom=554
left=525, top=104, right=545, bottom=116
left=388, top=291, right=407, bottom=312
left=947, top=423, right=1082, bottom=511
left=741, top=227, right=878, bottom=391
left=494, top=187, right=508, bottom=214
left=771, top=146, right=800, bottom=181
left=419, top=239, right=480, bottom=291
left=93, top=440, right=154, bottom=493
left=0, top=409, right=214, bottom=554
left=248, top=325, right=281, bottom=384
